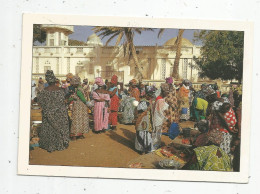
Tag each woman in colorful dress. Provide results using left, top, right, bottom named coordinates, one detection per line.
left=207, top=95, right=238, bottom=155
left=129, top=79, right=140, bottom=102
left=37, top=70, right=70, bottom=152
left=162, top=77, right=179, bottom=133
left=92, top=77, right=111, bottom=133
left=82, top=78, right=90, bottom=101
left=69, top=76, right=90, bottom=140
left=108, top=75, right=120, bottom=130
left=179, top=79, right=191, bottom=121
left=152, top=83, right=169, bottom=151
left=135, top=87, right=155, bottom=154
left=182, top=127, right=232, bottom=171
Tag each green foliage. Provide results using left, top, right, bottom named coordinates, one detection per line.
left=33, top=24, right=46, bottom=45
left=194, top=30, right=244, bottom=82
left=68, top=39, right=86, bottom=46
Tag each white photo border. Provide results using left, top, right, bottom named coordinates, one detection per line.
left=18, top=13, right=254, bottom=183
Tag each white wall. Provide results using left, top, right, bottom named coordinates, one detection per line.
left=1, top=0, right=260, bottom=194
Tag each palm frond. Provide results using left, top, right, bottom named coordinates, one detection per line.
left=158, top=29, right=165, bottom=38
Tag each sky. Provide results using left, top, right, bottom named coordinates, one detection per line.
left=68, top=25, right=201, bottom=46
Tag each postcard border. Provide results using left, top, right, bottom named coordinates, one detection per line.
left=18, top=13, right=254, bottom=183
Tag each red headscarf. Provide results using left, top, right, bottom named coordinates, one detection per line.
left=111, top=75, right=118, bottom=85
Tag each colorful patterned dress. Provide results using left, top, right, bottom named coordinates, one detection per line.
left=185, top=145, right=232, bottom=171
left=70, top=87, right=90, bottom=137
left=135, top=99, right=153, bottom=153
left=179, top=85, right=190, bottom=120
left=38, top=89, right=70, bottom=152
left=162, top=87, right=179, bottom=133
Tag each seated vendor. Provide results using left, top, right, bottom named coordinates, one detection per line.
left=182, top=129, right=232, bottom=171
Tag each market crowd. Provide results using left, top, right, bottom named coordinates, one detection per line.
left=31, top=70, right=242, bottom=171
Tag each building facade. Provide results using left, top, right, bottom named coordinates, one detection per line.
left=32, top=25, right=202, bottom=85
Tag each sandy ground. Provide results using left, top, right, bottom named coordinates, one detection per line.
left=30, top=121, right=194, bottom=168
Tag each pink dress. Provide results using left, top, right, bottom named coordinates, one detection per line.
left=93, top=91, right=110, bottom=131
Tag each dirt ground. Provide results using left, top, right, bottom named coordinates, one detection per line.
left=29, top=121, right=195, bottom=168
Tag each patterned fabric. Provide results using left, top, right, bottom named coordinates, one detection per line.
left=207, top=128, right=224, bottom=146
left=95, top=77, right=104, bottom=86
left=163, top=88, right=179, bottom=132
left=179, top=85, right=190, bottom=98
left=93, top=91, right=110, bottom=131
left=220, top=132, right=232, bottom=155
left=192, top=145, right=232, bottom=171
left=135, top=100, right=153, bottom=153
left=70, top=76, right=81, bottom=85
left=119, top=96, right=136, bottom=124
left=38, top=89, right=70, bottom=152
left=209, top=109, right=233, bottom=155
left=161, top=83, right=170, bottom=92
left=223, top=108, right=237, bottom=131
left=179, top=96, right=190, bottom=120
left=212, top=101, right=223, bottom=111
left=194, top=90, right=206, bottom=100
left=45, top=70, right=56, bottom=84
left=70, top=87, right=90, bottom=137
left=130, top=87, right=140, bottom=101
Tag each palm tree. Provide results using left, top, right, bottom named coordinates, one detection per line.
left=158, top=29, right=185, bottom=79
left=93, top=27, right=153, bottom=81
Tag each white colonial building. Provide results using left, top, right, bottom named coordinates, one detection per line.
left=32, top=25, right=202, bottom=85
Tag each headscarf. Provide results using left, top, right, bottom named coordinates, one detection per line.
left=182, top=79, right=190, bottom=85
left=111, top=75, right=118, bottom=85
left=145, top=85, right=155, bottom=97
left=83, top=78, right=88, bottom=84
left=129, top=79, right=138, bottom=86
left=66, top=73, right=73, bottom=79
left=207, top=129, right=223, bottom=146
left=70, top=76, right=81, bottom=85
left=222, top=97, right=231, bottom=104
left=95, top=77, right=104, bottom=86
left=161, top=83, right=170, bottom=92
left=45, top=70, right=56, bottom=84
left=165, top=77, right=173, bottom=85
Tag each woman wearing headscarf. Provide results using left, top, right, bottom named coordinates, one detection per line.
left=69, top=76, right=90, bottom=140
left=129, top=79, right=140, bottom=102
left=162, top=77, right=179, bottom=133
left=207, top=94, right=238, bottom=155
left=82, top=78, right=90, bottom=102
left=108, top=75, right=120, bottom=130
left=37, top=70, right=70, bottom=152
left=152, top=83, right=169, bottom=151
left=182, top=128, right=232, bottom=171
left=179, top=79, right=191, bottom=121
left=135, top=86, right=154, bottom=154
left=119, top=90, right=137, bottom=125
left=93, top=77, right=111, bottom=133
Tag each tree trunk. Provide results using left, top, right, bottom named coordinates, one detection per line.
left=171, top=29, right=185, bottom=80
left=130, top=43, right=144, bottom=82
